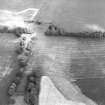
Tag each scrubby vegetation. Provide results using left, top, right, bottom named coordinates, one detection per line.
left=45, top=24, right=105, bottom=38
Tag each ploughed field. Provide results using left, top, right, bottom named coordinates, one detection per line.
left=32, top=25, right=105, bottom=105
left=35, top=1, right=105, bottom=104
left=1, top=24, right=105, bottom=104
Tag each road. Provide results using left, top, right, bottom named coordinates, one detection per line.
left=39, top=76, right=85, bottom=105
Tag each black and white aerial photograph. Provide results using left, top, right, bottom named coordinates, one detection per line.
left=0, top=0, right=105, bottom=105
